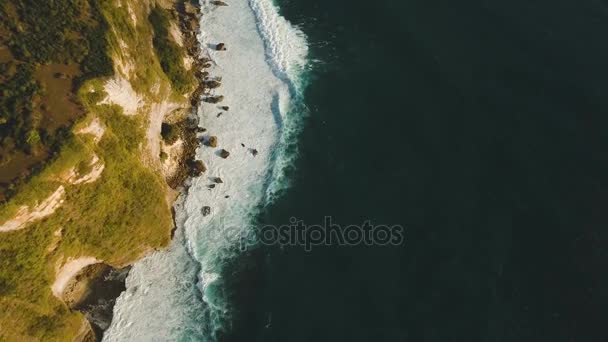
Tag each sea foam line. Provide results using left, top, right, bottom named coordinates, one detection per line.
left=104, top=0, right=309, bottom=340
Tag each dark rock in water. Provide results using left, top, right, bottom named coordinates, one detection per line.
left=208, top=184, right=216, bottom=189
left=202, top=206, right=211, bottom=216
left=202, top=62, right=212, bottom=69
left=219, top=149, right=230, bottom=159
left=216, top=43, right=226, bottom=51
left=196, top=127, right=207, bottom=133
left=205, top=136, right=218, bottom=147
left=213, top=177, right=223, bottom=183
left=220, top=106, right=230, bottom=111
left=216, top=112, right=223, bottom=118
left=225, top=195, right=230, bottom=198
left=241, top=143, right=245, bottom=147
left=211, top=0, right=229, bottom=6
left=250, top=148, right=258, bottom=157
left=188, top=160, right=207, bottom=176
left=203, top=95, right=224, bottom=104
left=205, top=80, right=222, bottom=88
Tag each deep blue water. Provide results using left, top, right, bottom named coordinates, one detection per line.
left=221, top=0, right=608, bottom=341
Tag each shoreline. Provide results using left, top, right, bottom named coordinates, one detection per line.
left=102, top=0, right=309, bottom=338
left=65, top=2, right=209, bottom=340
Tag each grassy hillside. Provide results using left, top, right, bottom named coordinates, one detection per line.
left=0, top=0, right=193, bottom=339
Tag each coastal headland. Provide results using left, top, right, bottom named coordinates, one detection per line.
left=0, top=0, right=219, bottom=340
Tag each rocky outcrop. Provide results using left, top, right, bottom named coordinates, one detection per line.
left=188, top=160, right=207, bottom=176
left=205, top=136, right=218, bottom=147
left=219, top=149, right=230, bottom=159
left=62, top=263, right=131, bottom=342
left=203, top=95, right=224, bottom=104
left=205, top=79, right=222, bottom=89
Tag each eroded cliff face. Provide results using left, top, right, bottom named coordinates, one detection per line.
left=0, top=1, right=203, bottom=340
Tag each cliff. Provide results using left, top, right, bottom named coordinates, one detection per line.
left=0, top=0, right=204, bottom=340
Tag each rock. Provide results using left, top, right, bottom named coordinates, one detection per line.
left=220, top=106, right=229, bottom=111
left=241, top=143, right=245, bottom=147
left=202, top=206, right=211, bottom=216
left=188, top=160, right=206, bottom=176
left=196, top=127, right=207, bottom=133
left=203, top=95, right=224, bottom=104
left=216, top=112, right=223, bottom=118
left=250, top=148, right=258, bottom=157
left=216, top=43, right=226, bottom=51
left=207, top=184, right=216, bottom=189
left=205, top=136, right=218, bottom=147
left=219, top=149, right=230, bottom=159
left=184, top=2, right=199, bottom=14
left=225, top=195, right=230, bottom=198
left=213, top=177, right=223, bottom=183
left=205, top=80, right=222, bottom=88
left=211, top=1, right=229, bottom=6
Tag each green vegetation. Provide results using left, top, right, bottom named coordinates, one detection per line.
left=0, top=0, right=114, bottom=200
left=0, top=105, right=173, bottom=341
left=0, top=1, right=189, bottom=339
left=149, top=6, right=195, bottom=94
left=161, top=122, right=180, bottom=145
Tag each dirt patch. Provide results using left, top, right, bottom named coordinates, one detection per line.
left=66, top=154, right=105, bottom=185
left=169, top=22, right=184, bottom=47
left=147, top=102, right=181, bottom=166
left=101, top=77, right=143, bottom=115
left=77, top=117, right=105, bottom=143
left=35, top=63, right=85, bottom=132
left=0, top=150, right=49, bottom=189
left=0, top=185, right=66, bottom=232
left=161, top=138, right=183, bottom=178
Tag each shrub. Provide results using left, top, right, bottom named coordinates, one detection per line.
left=161, top=122, right=180, bottom=145
left=148, top=6, right=194, bottom=94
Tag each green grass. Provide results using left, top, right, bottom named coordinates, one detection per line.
left=0, top=0, right=114, bottom=201
left=0, top=105, right=173, bottom=341
left=0, top=1, right=186, bottom=339
left=149, top=6, right=195, bottom=94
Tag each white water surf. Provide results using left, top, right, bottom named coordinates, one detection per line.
left=104, top=0, right=308, bottom=340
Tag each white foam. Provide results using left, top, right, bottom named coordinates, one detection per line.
left=105, top=0, right=308, bottom=340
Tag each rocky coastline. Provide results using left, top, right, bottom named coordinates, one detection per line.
left=66, top=2, right=211, bottom=340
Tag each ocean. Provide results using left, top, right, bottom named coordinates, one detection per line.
left=106, top=0, right=608, bottom=341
